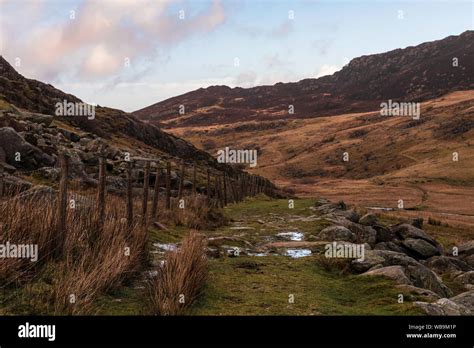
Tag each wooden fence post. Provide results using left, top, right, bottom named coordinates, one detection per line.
left=206, top=168, right=211, bottom=206
left=126, top=161, right=133, bottom=230
left=178, top=159, right=185, bottom=199
left=192, top=163, right=197, bottom=196
left=165, top=161, right=171, bottom=210
left=97, top=156, right=106, bottom=228
left=240, top=174, right=245, bottom=200
left=0, top=163, right=4, bottom=198
left=223, top=172, right=227, bottom=206
left=214, top=175, right=223, bottom=208
left=142, top=161, right=150, bottom=225
left=56, top=153, right=69, bottom=258
left=151, top=165, right=160, bottom=221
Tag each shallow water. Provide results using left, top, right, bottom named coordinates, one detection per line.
left=152, top=243, right=177, bottom=252
left=285, top=249, right=312, bottom=258
left=276, top=231, right=304, bottom=241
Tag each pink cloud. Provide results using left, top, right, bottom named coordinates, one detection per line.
left=1, top=0, right=226, bottom=80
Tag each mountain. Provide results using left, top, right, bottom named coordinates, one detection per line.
left=134, top=31, right=474, bottom=127
left=132, top=32, right=474, bottom=222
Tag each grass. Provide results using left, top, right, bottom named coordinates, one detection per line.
left=190, top=256, right=424, bottom=315
left=1, top=195, right=443, bottom=316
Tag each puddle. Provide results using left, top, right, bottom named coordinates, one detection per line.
left=285, top=249, right=312, bottom=258
left=366, top=206, right=394, bottom=211
left=152, top=243, right=177, bottom=252
left=247, top=252, right=269, bottom=257
left=276, top=231, right=304, bottom=241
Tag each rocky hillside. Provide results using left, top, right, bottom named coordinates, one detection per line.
left=312, top=199, right=474, bottom=315
left=0, top=56, right=275, bottom=193
left=135, top=31, right=474, bottom=127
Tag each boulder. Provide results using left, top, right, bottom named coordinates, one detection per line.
left=361, top=265, right=412, bottom=285
left=0, top=127, right=54, bottom=169
left=464, top=255, right=474, bottom=268
left=318, top=225, right=355, bottom=242
left=359, top=213, right=378, bottom=226
left=402, top=238, right=441, bottom=259
left=458, top=241, right=474, bottom=257
left=347, top=223, right=377, bottom=246
left=391, top=223, right=443, bottom=253
left=335, top=209, right=360, bottom=223
left=450, top=290, right=474, bottom=311
left=392, top=223, right=435, bottom=243
left=373, top=224, right=393, bottom=243
left=395, top=284, right=441, bottom=302
left=372, top=250, right=421, bottom=267
left=351, top=250, right=385, bottom=273
left=369, top=250, right=452, bottom=297
left=374, top=241, right=404, bottom=253
left=406, top=264, right=453, bottom=298
left=414, top=298, right=471, bottom=316
left=425, top=256, right=472, bottom=274
left=453, top=271, right=474, bottom=286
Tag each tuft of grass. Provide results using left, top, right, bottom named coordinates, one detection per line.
left=147, top=232, right=208, bottom=315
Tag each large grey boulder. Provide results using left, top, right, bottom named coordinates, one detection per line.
left=406, top=264, right=453, bottom=298
left=0, top=127, right=53, bottom=169
left=351, top=250, right=385, bottom=273
left=450, top=290, right=474, bottom=311
left=391, top=224, right=443, bottom=254
left=414, top=298, right=471, bottom=316
left=402, top=238, right=441, bottom=259
left=458, top=241, right=474, bottom=257
left=395, top=284, right=441, bottom=302
left=368, top=250, right=452, bottom=297
left=347, top=223, right=377, bottom=246
left=425, top=256, right=472, bottom=274
left=453, top=271, right=474, bottom=287
left=318, top=225, right=355, bottom=242
left=361, top=265, right=412, bottom=285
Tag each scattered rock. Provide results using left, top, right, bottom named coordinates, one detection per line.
left=351, top=250, right=386, bottom=273
left=450, top=290, right=474, bottom=311
left=395, top=284, right=440, bottom=302
left=373, top=224, right=393, bottom=243
left=318, top=225, right=356, bottom=242
left=402, top=238, right=441, bottom=259
left=453, top=271, right=474, bottom=287
left=359, top=213, right=378, bottom=226
left=361, top=265, right=412, bottom=285
left=425, top=256, right=472, bottom=274
left=458, top=241, right=474, bottom=257
left=415, top=298, right=471, bottom=316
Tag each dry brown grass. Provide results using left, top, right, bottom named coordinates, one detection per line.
left=156, top=194, right=227, bottom=230
left=52, top=195, right=148, bottom=314
left=147, top=231, right=208, bottom=315
left=0, top=187, right=148, bottom=314
left=0, top=189, right=57, bottom=284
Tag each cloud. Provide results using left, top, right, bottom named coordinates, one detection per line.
left=0, top=0, right=226, bottom=81
left=315, top=64, right=341, bottom=78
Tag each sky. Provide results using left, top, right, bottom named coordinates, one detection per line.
left=0, top=0, right=473, bottom=112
